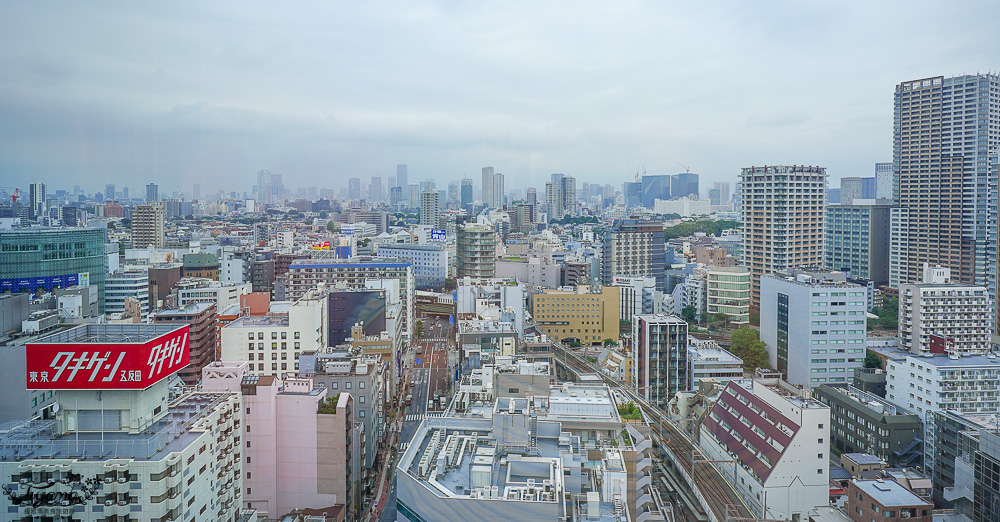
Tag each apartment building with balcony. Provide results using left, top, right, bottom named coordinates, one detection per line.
left=884, top=352, right=1000, bottom=418
left=632, top=314, right=689, bottom=409
left=738, top=165, right=827, bottom=309
left=898, top=263, right=992, bottom=355
left=699, top=376, right=831, bottom=521
left=456, top=222, right=497, bottom=279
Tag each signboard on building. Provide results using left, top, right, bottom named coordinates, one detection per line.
left=311, top=240, right=331, bottom=250
left=25, top=326, right=190, bottom=390
left=0, top=272, right=89, bottom=293
left=430, top=229, right=447, bottom=241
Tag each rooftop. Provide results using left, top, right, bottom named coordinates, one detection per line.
left=32, top=323, right=183, bottom=345
left=853, top=479, right=931, bottom=507
left=843, top=453, right=884, bottom=465
left=0, top=392, right=232, bottom=461
left=154, top=301, right=215, bottom=316
left=227, top=315, right=290, bottom=328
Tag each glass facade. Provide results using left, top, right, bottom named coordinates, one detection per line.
left=0, top=227, right=107, bottom=311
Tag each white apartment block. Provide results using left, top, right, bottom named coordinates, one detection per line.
left=760, top=272, right=868, bottom=387
left=375, top=243, right=447, bottom=290
left=454, top=277, right=526, bottom=336
left=220, top=290, right=327, bottom=377
left=104, top=269, right=150, bottom=319
left=898, top=263, right=992, bottom=355
left=699, top=377, right=831, bottom=521
left=175, top=278, right=252, bottom=310
left=885, top=353, right=1000, bottom=417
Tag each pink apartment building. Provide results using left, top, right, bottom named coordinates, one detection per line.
left=203, top=361, right=360, bottom=520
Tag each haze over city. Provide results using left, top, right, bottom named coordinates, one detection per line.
left=2, top=1, right=999, bottom=193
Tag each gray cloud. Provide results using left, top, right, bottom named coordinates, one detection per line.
left=0, top=1, right=997, bottom=196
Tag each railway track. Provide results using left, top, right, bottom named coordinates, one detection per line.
left=552, top=341, right=754, bottom=522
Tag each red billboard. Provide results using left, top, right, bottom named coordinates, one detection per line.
left=25, top=326, right=190, bottom=389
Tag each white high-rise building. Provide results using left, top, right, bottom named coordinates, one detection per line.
left=419, top=190, right=441, bottom=227
left=874, top=161, right=893, bottom=200
left=898, top=263, right=992, bottom=355
left=132, top=201, right=165, bottom=249
left=481, top=166, right=495, bottom=208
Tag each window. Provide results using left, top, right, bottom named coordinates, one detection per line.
left=817, top=469, right=822, bottom=474
left=246, top=457, right=251, bottom=463
left=359, top=395, right=365, bottom=403
left=346, top=382, right=352, bottom=389
left=332, top=383, right=338, bottom=389
left=246, top=472, right=251, bottom=479
left=359, top=410, right=365, bottom=418
left=818, top=438, right=823, bottom=443
left=247, top=487, right=251, bottom=494
left=359, top=382, right=365, bottom=389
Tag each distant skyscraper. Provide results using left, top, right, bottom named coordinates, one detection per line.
left=890, top=74, right=999, bottom=289
left=874, top=162, right=892, bottom=200
left=145, top=183, right=159, bottom=203
left=72, top=184, right=81, bottom=196
left=105, top=184, right=116, bottom=200
left=840, top=177, right=863, bottom=204
left=491, top=172, right=505, bottom=209
left=708, top=189, right=721, bottom=205
left=481, top=166, right=499, bottom=208
left=370, top=175, right=383, bottom=202
left=348, top=178, right=361, bottom=200
left=407, top=184, right=420, bottom=208
left=739, top=165, right=827, bottom=308
left=525, top=187, right=537, bottom=205
left=192, top=183, right=201, bottom=201
left=396, top=164, right=408, bottom=188
left=460, top=179, right=473, bottom=208
left=670, top=172, right=699, bottom=199
left=640, top=175, right=671, bottom=208
left=419, top=191, right=440, bottom=227
left=713, top=181, right=731, bottom=204
left=825, top=201, right=892, bottom=283
left=28, top=181, right=46, bottom=220
left=623, top=181, right=642, bottom=207
left=447, top=182, right=458, bottom=205
left=545, top=174, right=576, bottom=218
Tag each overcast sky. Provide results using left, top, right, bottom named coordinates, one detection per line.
left=1, top=1, right=998, bottom=197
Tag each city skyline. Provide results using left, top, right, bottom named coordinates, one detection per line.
left=2, top=3, right=999, bottom=193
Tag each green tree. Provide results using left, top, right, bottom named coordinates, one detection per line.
left=864, top=352, right=882, bottom=369
left=326, top=220, right=337, bottom=233
left=319, top=211, right=329, bottom=220
left=415, top=320, right=424, bottom=338
left=872, top=297, right=899, bottom=330
left=681, top=305, right=698, bottom=324
left=603, top=338, right=618, bottom=346
left=729, top=327, right=770, bottom=372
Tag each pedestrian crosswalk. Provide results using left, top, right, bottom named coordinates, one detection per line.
left=398, top=441, right=410, bottom=451
left=404, top=412, right=444, bottom=422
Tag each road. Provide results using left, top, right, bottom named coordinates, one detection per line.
left=374, top=316, right=455, bottom=522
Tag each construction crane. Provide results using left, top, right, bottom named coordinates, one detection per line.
left=677, top=163, right=691, bottom=173
left=631, top=165, right=646, bottom=182
left=0, top=187, right=19, bottom=203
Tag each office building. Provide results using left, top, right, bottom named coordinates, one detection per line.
left=601, top=219, right=666, bottom=291
left=890, top=74, right=999, bottom=289
left=699, top=376, right=830, bottom=521
left=284, top=257, right=414, bottom=335
left=347, top=177, right=362, bottom=200
left=203, top=362, right=356, bottom=519
left=0, top=324, right=245, bottom=522
left=813, top=384, right=923, bottom=468
left=706, top=266, right=751, bottom=326
left=395, top=163, right=408, bottom=188
left=28, top=181, right=46, bottom=220
left=525, top=187, right=537, bottom=205
left=326, top=288, right=388, bottom=346
left=174, top=278, right=251, bottom=311
left=712, top=181, right=731, bottom=204
left=671, top=172, right=699, bottom=199
left=760, top=271, right=868, bottom=387
left=688, top=341, right=744, bottom=388
left=145, top=182, right=158, bottom=202
left=898, top=263, right=992, bottom=355
left=638, top=174, right=670, bottom=208
left=419, top=190, right=441, bottom=227
left=632, top=314, right=688, bottom=409
left=104, top=183, right=115, bottom=200
left=481, top=166, right=497, bottom=208
left=153, top=301, right=218, bottom=385
left=544, top=173, right=577, bottom=219
left=132, top=201, right=165, bottom=249
left=456, top=222, right=496, bottom=279
left=924, top=410, right=997, bottom=505
left=375, top=243, right=447, bottom=290
left=532, top=286, right=619, bottom=346
left=460, top=178, right=473, bottom=208
left=825, top=200, right=892, bottom=284
left=874, top=162, right=893, bottom=200
left=220, top=290, right=329, bottom=377
left=739, top=165, right=827, bottom=308
left=609, top=275, right=660, bottom=323
left=846, top=480, right=932, bottom=522
left=0, top=227, right=107, bottom=311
